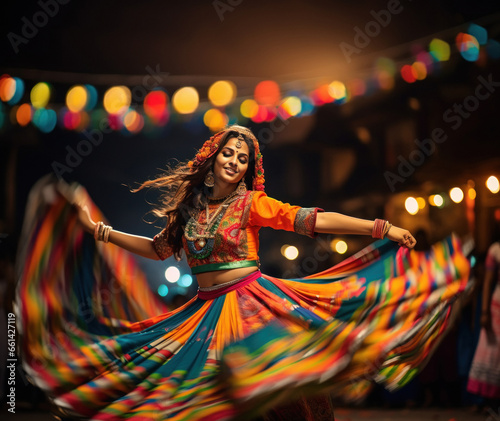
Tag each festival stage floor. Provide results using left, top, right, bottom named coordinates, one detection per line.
left=4, top=406, right=495, bottom=421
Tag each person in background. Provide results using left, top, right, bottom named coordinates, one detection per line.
left=467, top=226, right=500, bottom=413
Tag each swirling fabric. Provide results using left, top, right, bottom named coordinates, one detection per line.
left=16, top=177, right=471, bottom=420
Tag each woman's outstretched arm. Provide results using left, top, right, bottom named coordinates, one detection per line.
left=74, top=203, right=161, bottom=260
left=315, top=212, right=416, bottom=248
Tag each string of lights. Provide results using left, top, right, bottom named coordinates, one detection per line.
left=1, top=22, right=498, bottom=135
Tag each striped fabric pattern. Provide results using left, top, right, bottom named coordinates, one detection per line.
left=16, top=177, right=471, bottom=420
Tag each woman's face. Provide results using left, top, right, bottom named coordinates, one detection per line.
left=213, top=136, right=249, bottom=186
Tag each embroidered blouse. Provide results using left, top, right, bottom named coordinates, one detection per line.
left=152, top=191, right=323, bottom=274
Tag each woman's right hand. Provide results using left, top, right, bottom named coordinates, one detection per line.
left=74, top=202, right=96, bottom=234
left=386, top=226, right=417, bottom=249
left=57, top=183, right=96, bottom=234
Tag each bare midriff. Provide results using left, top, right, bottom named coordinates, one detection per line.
left=195, top=265, right=259, bottom=288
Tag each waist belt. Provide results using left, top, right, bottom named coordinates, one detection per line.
left=190, top=260, right=259, bottom=274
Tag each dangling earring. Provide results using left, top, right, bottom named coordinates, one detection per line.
left=204, top=170, right=215, bottom=188
left=237, top=179, right=247, bottom=195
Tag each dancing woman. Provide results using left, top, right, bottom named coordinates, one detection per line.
left=17, top=125, right=470, bottom=420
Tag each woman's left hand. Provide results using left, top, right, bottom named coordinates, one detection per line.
left=386, top=226, right=416, bottom=249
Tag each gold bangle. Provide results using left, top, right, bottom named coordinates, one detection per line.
left=383, top=223, right=392, bottom=239
left=99, top=222, right=106, bottom=241
left=94, top=221, right=104, bottom=241
left=103, top=225, right=112, bottom=243
left=94, top=221, right=113, bottom=243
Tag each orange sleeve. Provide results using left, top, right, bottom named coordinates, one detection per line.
left=247, top=191, right=323, bottom=238
left=152, top=228, right=174, bottom=260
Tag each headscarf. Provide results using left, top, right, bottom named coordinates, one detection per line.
left=187, top=126, right=265, bottom=191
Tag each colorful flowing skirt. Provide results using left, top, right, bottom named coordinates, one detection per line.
left=16, top=177, right=472, bottom=420
left=467, top=283, right=500, bottom=399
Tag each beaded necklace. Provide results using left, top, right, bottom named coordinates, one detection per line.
left=185, top=190, right=239, bottom=259
left=206, top=189, right=239, bottom=204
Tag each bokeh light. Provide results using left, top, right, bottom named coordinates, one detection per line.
left=254, top=80, right=280, bottom=107
left=335, top=240, right=348, bottom=254
left=449, top=187, right=464, bottom=203
left=103, top=86, right=132, bottom=114
left=470, top=255, right=477, bottom=268
left=328, top=81, right=346, bottom=100
left=280, top=96, right=302, bottom=117
left=467, top=23, right=487, bottom=45
left=416, top=51, right=434, bottom=71
left=0, top=76, right=24, bottom=105
left=456, top=33, right=480, bottom=62
left=281, top=245, right=298, bottom=260
left=486, top=176, right=500, bottom=194
left=203, top=108, right=228, bottom=132
left=401, top=65, right=417, bottom=83
left=411, top=61, right=427, bottom=80
left=252, top=105, right=275, bottom=123
left=0, top=75, right=12, bottom=102
left=405, top=197, right=419, bottom=215
left=240, top=99, right=259, bottom=118
left=66, top=85, right=88, bottom=113
left=158, top=284, right=169, bottom=297
left=178, top=274, right=193, bottom=288
left=32, top=108, right=57, bottom=133
left=468, top=188, right=476, bottom=200
left=429, top=194, right=444, bottom=207
left=298, top=97, right=315, bottom=116
left=376, top=70, right=395, bottom=90
left=62, top=110, right=89, bottom=131
left=16, top=103, right=32, bottom=126
left=123, top=109, right=144, bottom=133
left=416, top=197, right=426, bottom=209
left=330, top=239, right=348, bottom=254
left=429, top=38, right=451, bottom=61
left=172, top=86, right=199, bottom=114
left=108, top=113, right=123, bottom=130
left=165, top=266, right=181, bottom=283
left=85, top=84, right=98, bottom=110
left=208, top=80, right=236, bottom=107
left=30, top=82, right=51, bottom=108
left=62, top=110, right=80, bottom=130
left=311, top=84, right=334, bottom=105
left=144, top=90, right=168, bottom=124
left=10, top=78, right=24, bottom=105
left=0, top=77, right=15, bottom=102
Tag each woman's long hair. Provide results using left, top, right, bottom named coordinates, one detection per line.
left=134, top=125, right=257, bottom=258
